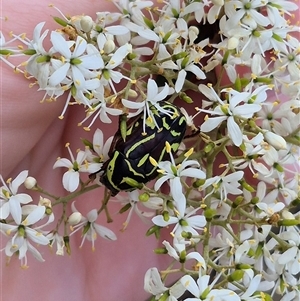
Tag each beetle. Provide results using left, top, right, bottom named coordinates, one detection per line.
left=95, top=101, right=187, bottom=196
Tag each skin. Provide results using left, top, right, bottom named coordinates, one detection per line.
left=1, top=1, right=169, bottom=300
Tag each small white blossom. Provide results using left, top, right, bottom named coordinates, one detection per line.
left=70, top=203, right=117, bottom=250
left=0, top=205, right=50, bottom=267
left=0, top=170, right=33, bottom=223
left=53, top=143, right=95, bottom=192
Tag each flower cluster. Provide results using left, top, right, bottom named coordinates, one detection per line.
left=1, top=0, right=299, bottom=300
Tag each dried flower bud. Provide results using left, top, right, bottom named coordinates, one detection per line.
left=39, top=196, right=52, bottom=208
left=24, top=176, right=37, bottom=189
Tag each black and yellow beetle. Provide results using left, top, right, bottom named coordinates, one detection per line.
left=96, top=101, right=187, bottom=196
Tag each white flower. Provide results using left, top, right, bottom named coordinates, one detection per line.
left=207, top=0, right=224, bottom=24
left=199, top=88, right=262, bottom=146
left=151, top=145, right=205, bottom=198
left=47, top=232, right=65, bottom=256
left=100, top=43, right=132, bottom=93
left=53, top=143, right=95, bottom=192
left=144, top=267, right=185, bottom=300
left=70, top=203, right=117, bottom=250
left=163, top=237, right=206, bottom=267
left=114, top=190, right=155, bottom=230
left=277, top=229, right=300, bottom=275
left=49, top=31, right=104, bottom=87
left=122, top=78, right=173, bottom=132
left=152, top=193, right=206, bottom=242
left=224, top=0, right=270, bottom=28
left=0, top=170, right=33, bottom=223
left=79, top=87, right=123, bottom=128
left=85, top=128, right=113, bottom=171
left=144, top=267, right=168, bottom=296
left=0, top=205, right=49, bottom=267
left=180, top=270, right=240, bottom=301
left=200, top=171, right=244, bottom=201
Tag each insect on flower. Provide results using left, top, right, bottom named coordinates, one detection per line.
left=91, top=101, right=187, bottom=195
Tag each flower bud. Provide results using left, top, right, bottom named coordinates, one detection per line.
left=68, top=212, right=82, bottom=225
left=188, top=26, right=199, bottom=44
left=103, top=39, right=115, bottom=54
left=24, top=176, right=37, bottom=189
left=263, top=131, right=287, bottom=150
left=227, top=37, right=239, bottom=50
left=281, top=210, right=294, bottom=220
left=128, top=89, right=138, bottom=98
left=80, top=15, right=93, bottom=32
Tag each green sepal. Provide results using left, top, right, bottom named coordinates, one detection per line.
left=0, top=49, right=15, bottom=55
left=154, top=248, right=168, bottom=254
left=53, top=16, right=69, bottom=27
left=240, top=179, right=255, bottom=192
left=193, top=178, right=206, bottom=188
left=162, top=31, right=172, bottom=44
left=146, top=225, right=161, bottom=239
left=158, top=292, right=169, bottom=301
left=221, top=49, right=231, bottom=65
left=179, top=92, right=193, bottom=103
left=236, top=263, right=252, bottom=270
left=172, top=52, right=188, bottom=60
left=119, top=203, right=132, bottom=214
left=17, top=225, right=26, bottom=237
left=233, top=196, right=244, bottom=208
left=63, top=236, right=71, bottom=255
left=204, top=142, right=215, bottom=153
left=143, top=17, right=154, bottom=30
left=278, top=219, right=299, bottom=226
left=71, top=85, right=77, bottom=97
left=36, top=55, right=51, bottom=63
left=81, top=138, right=93, bottom=150
left=181, top=231, right=193, bottom=239
left=163, top=211, right=170, bottom=222
left=70, top=58, right=82, bottom=65
left=234, top=76, right=242, bottom=92
left=228, top=270, right=244, bottom=282
left=22, top=49, right=37, bottom=55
